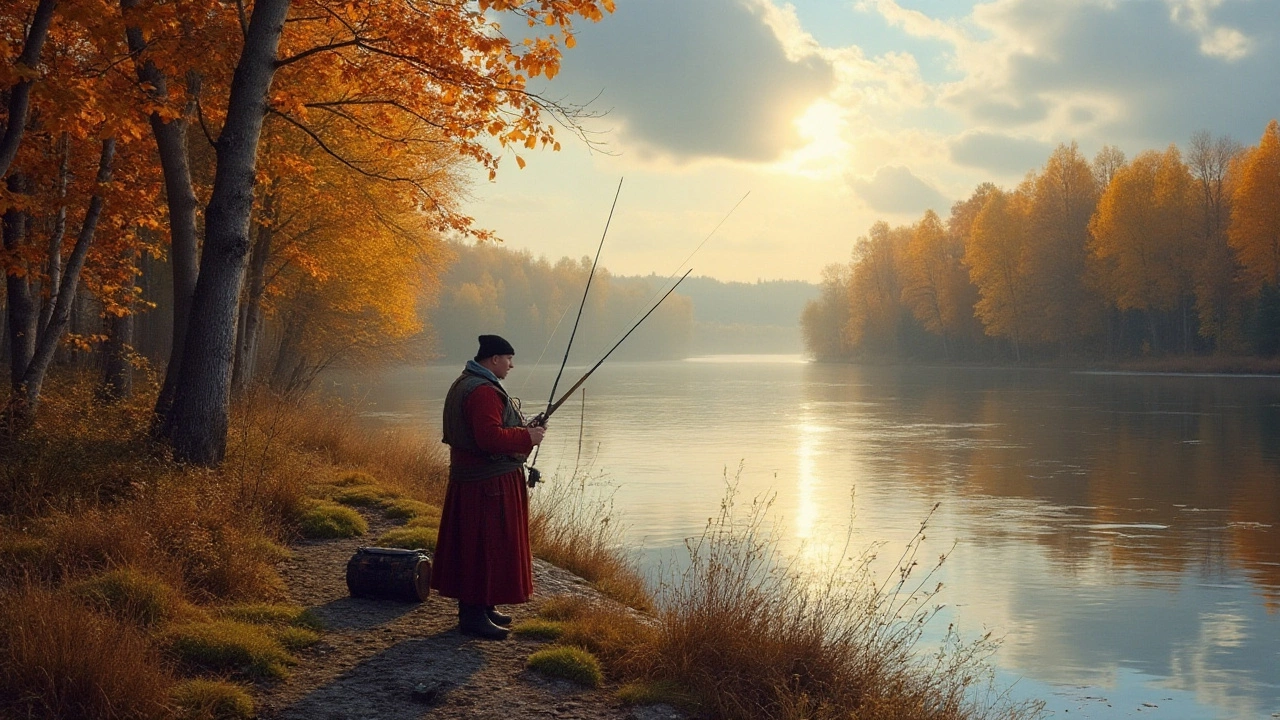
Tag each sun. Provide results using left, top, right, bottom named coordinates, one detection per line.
left=780, top=99, right=853, bottom=178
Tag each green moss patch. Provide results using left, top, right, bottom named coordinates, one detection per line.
left=527, top=646, right=603, bottom=688
left=172, top=679, right=255, bottom=720
left=382, top=498, right=437, bottom=520
left=273, top=625, right=321, bottom=651
left=298, top=501, right=367, bottom=539
left=333, top=485, right=392, bottom=508
left=512, top=619, right=565, bottom=640
left=162, top=620, right=294, bottom=680
left=69, top=568, right=190, bottom=627
left=374, top=526, right=437, bottom=552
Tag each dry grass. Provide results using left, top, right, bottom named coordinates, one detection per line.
left=635, top=488, right=1045, bottom=720
left=529, top=470, right=652, bottom=612
left=0, top=378, right=454, bottom=717
left=0, top=587, right=173, bottom=720
left=69, top=567, right=200, bottom=627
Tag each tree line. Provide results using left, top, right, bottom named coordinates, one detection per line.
left=1, top=0, right=615, bottom=465
left=428, top=242, right=693, bottom=363
left=802, top=123, right=1280, bottom=363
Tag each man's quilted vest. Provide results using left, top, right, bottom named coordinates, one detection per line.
left=441, top=371, right=527, bottom=481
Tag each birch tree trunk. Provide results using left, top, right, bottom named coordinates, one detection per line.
left=155, top=0, right=291, bottom=465
left=122, top=3, right=202, bottom=422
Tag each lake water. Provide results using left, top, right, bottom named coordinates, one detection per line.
left=329, top=356, right=1280, bottom=720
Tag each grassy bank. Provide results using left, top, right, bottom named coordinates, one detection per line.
left=0, top=376, right=1041, bottom=719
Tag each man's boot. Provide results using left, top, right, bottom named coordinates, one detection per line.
left=486, top=605, right=513, bottom=627
left=458, top=602, right=508, bottom=640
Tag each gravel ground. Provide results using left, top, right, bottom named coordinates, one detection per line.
left=254, top=514, right=688, bottom=720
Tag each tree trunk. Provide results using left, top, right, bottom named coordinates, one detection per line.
left=11, top=139, right=116, bottom=421
left=232, top=192, right=273, bottom=394
left=99, top=291, right=136, bottom=402
left=155, top=0, right=291, bottom=465
left=123, top=6, right=203, bottom=422
left=38, top=133, right=70, bottom=338
left=0, top=0, right=56, bottom=179
left=269, top=311, right=306, bottom=393
left=4, top=174, right=36, bottom=389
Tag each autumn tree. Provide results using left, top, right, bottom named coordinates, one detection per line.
left=1089, top=146, right=1200, bottom=352
left=800, top=263, right=851, bottom=360
left=901, top=208, right=980, bottom=358
left=1187, top=130, right=1244, bottom=349
left=1024, top=142, right=1103, bottom=349
left=2, top=2, right=165, bottom=428
left=964, top=187, right=1035, bottom=360
left=1229, top=120, right=1280, bottom=289
left=1229, top=120, right=1280, bottom=354
left=147, top=0, right=616, bottom=465
left=844, top=221, right=914, bottom=357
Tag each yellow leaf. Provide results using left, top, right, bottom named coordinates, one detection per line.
left=516, top=155, right=526, bottom=169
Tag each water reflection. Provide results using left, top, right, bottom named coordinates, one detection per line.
left=328, top=359, right=1280, bottom=719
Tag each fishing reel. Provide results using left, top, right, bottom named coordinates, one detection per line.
left=526, top=465, right=542, bottom=488
left=527, top=412, right=548, bottom=428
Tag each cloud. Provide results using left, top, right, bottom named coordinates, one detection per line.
left=550, top=0, right=834, bottom=162
left=850, top=166, right=949, bottom=215
left=934, top=0, right=1280, bottom=146
left=949, top=131, right=1053, bottom=175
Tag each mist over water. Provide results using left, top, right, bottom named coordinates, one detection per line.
left=331, top=356, right=1280, bottom=720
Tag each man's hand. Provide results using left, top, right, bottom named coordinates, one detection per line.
left=527, top=425, right=546, bottom=446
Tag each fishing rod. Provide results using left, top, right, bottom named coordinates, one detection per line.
left=525, top=178, right=621, bottom=486
left=545, top=177, right=622, bottom=415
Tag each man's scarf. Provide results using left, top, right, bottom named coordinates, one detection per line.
left=464, top=359, right=501, bottom=385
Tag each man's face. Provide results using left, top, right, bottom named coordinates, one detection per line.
left=483, top=354, right=515, bottom=379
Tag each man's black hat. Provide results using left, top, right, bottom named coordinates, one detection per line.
left=475, top=334, right=515, bottom=360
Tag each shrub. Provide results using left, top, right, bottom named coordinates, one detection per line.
left=298, top=501, right=367, bottom=539
left=0, top=588, right=172, bottom=720
left=530, top=471, right=652, bottom=612
left=172, top=679, right=255, bottom=720
left=162, top=620, right=295, bottom=680
left=69, top=567, right=193, bottom=627
left=512, top=619, right=565, bottom=640
left=527, top=646, right=604, bottom=688
left=375, top=525, right=437, bottom=551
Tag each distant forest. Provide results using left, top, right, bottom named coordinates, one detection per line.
left=427, top=243, right=816, bottom=361
left=803, top=122, right=1280, bottom=364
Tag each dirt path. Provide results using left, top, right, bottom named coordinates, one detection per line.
left=255, top=514, right=686, bottom=720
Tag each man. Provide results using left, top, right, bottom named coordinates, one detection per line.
left=432, top=334, right=547, bottom=640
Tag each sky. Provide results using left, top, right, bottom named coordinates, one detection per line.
left=466, top=0, right=1280, bottom=283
